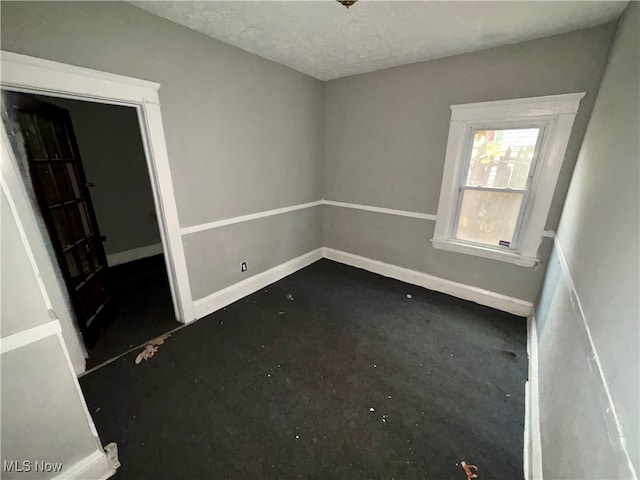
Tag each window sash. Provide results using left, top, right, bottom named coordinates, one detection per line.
left=450, top=124, right=547, bottom=251
left=459, top=185, right=527, bottom=193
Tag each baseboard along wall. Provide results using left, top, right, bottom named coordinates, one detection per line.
left=106, top=243, right=164, bottom=267
left=193, top=249, right=324, bottom=320
left=525, top=316, right=543, bottom=480
left=51, top=448, right=116, bottom=480
left=192, top=247, right=534, bottom=321
left=323, top=247, right=533, bottom=317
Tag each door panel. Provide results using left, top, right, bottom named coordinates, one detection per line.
left=4, top=91, right=112, bottom=348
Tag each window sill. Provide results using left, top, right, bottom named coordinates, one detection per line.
left=431, top=238, right=539, bottom=267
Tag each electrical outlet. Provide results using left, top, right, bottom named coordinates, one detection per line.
left=241, top=261, right=247, bottom=272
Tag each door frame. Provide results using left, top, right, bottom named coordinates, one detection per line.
left=1, top=51, right=194, bottom=373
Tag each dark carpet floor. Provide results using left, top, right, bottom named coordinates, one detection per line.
left=86, top=255, right=179, bottom=369
left=79, top=259, right=527, bottom=480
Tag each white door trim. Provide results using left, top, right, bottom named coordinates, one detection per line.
left=1, top=51, right=194, bottom=371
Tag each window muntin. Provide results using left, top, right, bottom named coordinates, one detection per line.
left=451, top=127, right=544, bottom=250
left=433, top=93, right=584, bottom=267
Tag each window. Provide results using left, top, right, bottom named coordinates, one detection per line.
left=432, top=93, right=585, bottom=267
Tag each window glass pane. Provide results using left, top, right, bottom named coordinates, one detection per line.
left=51, top=208, right=71, bottom=247
left=65, top=205, right=85, bottom=242
left=78, top=201, right=94, bottom=237
left=36, top=117, right=62, bottom=160
left=50, top=163, right=74, bottom=203
left=35, top=164, right=60, bottom=205
left=53, top=121, right=73, bottom=159
left=456, top=190, right=523, bottom=247
left=86, top=237, right=101, bottom=270
left=66, top=163, right=83, bottom=199
left=65, top=250, right=81, bottom=282
left=77, top=241, right=93, bottom=276
left=16, top=112, right=46, bottom=159
left=465, top=128, right=539, bottom=189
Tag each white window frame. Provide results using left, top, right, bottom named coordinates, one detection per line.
left=432, top=93, right=585, bottom=267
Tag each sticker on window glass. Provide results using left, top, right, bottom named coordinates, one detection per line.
left=498, top=240, right=511, bottom=247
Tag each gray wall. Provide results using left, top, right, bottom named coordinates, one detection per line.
left=1, top=2, right=632, bottom=478
left=1, top=1, right=325, bottom=301
left=34, top=95, right=161, bottom=257
left=1, top=189, right=49, bottom=338
left=2, top=2, right=616, bottom=306
left=184, top=206, right=322, bottom=300
left=1, top=3, right=324, bottom=475
left=1, top=189, right=106, bottom=479
left=535, top=3, right=639, bottom=478
left=323, top=24, right=615, bottom=302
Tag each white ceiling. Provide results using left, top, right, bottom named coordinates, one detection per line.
left=132, top=1, right=627, bottom=81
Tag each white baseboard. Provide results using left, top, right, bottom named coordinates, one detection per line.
left=106, top=243, right=163, bottom=267
left=52, top=448, right=116, bottom=480
left=525, top=316, right=543, bottom=480
left=193, top=248, right=323, bottom=320
left=190, top=246, right=536, bottom=479
left=322, top=247, right=533, bottom=317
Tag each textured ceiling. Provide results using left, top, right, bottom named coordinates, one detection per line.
left=132, top=1, right=627, bottom=80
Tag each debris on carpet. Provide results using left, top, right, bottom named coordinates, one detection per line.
left=105, top=442, right=121, bottom=471
left=461, top=460, right=479, bottom=479
left=135, top=333, right=171, bottom=364
left=286, top=293, right=295, bottom=301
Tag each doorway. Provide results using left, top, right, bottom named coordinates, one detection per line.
left=3, top=91, right=180, bottom=367
left=1, top=51, right=195, bottom=375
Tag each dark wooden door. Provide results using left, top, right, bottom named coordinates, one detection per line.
left=4, top=91, right=112, bottom=348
